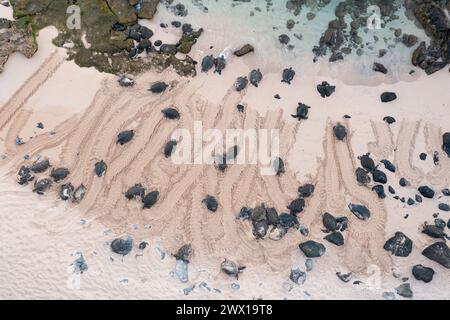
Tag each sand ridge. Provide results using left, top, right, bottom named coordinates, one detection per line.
left=394, top=121, right=425, bottom=188
left=368, top=120, right=395, bottom=160
left=424, top=123, right=450, bottom=189
left=0, top=51, right=64, bottom=132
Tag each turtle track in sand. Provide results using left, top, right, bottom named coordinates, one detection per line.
left=302, top=121, right=392, bottom=274
left=332, top=122, right=391, bottom=273
left=368, top=120, right=395, bottom=160
left=0, top=51, right=64, bottom=133
left=394, top=121, right=424, bottom=188
left=424, top=123, right=450, bottom=188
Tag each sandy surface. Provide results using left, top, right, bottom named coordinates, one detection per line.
left=0, top=6, right=449, bottom=300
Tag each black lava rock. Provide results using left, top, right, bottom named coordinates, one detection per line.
left=287, top=198, right=305, bottom=215
left=117, top=130, right=134, bottom=145
left=412, top=264, right=434, bottom=283
left=395, top=283, right=413, bottom=298
left=359, top=154, right=376, bottom=172
left=422, top=242, right=450, bottom=269
left=299, top=240, right=326, bottom=258
left=381, top=92, right=397, bottom=103
left=111, top=237, right=133, bottom=255
left=383, top=232, right=413, bottom=257
left=418, top=186, right=435, bottom=199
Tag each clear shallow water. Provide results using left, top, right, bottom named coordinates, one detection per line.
left=155, top=0, right=430, bottom=85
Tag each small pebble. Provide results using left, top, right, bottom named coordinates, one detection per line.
left=305, top=258, right=313, bottom=272
left=183, top=286, right=194, bottom=295
left=415, top=194, right=423, bottom=203
left=175, top=260, right=189, bottom=283
left=230, top=283, right=240, bottom=290
left=382, top=292, right=396, bottom=300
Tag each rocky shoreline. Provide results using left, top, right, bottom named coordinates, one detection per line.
left=3, top=0, right=450, bottom=78
left=6, top=0, right=200, bottom=76
left=0, top=16, right=37, bottom=73
left=310, top=0, right=450, bottom=74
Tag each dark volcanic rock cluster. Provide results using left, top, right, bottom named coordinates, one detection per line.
left=9, top=0, right=200, bottom=76
left=312, top=0, right=402, bottom=62
left=310, top=0, right=450, bottom=74
left=406, top=0, right=450, bottom=74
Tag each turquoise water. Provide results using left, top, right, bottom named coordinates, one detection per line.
left=156, top=0, right=430, bottom=84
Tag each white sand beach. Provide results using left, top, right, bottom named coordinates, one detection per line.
left=0, top=2, right=449, bottom=300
